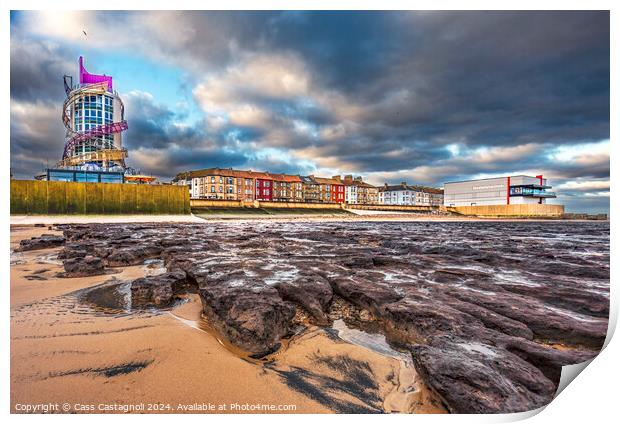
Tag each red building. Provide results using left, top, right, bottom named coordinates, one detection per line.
left=332, top=181, right=345, bottom=203
left=255, top=174, right=274, bottom=201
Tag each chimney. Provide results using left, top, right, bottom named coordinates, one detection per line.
left=354, top=176, right=362, bottom=182
left=344, top=175, right=353, bottom=182
left=401, top=181, right=407, bottom=187
left=332, top=175, right=341, bottom=181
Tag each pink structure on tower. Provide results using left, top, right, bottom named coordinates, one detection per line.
left=79, top=56, right=113, bottom=91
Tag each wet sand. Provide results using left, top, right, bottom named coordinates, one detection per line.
left=10, top=225, right=446, bottom=414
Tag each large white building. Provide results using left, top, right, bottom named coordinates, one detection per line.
left=443, top=175, right=556, bottom=207
left=379, top=183, right=444, bottom=206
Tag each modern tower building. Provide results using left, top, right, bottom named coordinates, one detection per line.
left=37, top=56, right=154, bottom=183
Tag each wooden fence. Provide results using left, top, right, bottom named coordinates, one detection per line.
left=10, top=180, right=190, bottom=215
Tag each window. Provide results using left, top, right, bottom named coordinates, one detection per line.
left=219, top=186, right=223, bottom=192
left=265, top=181, right=270, bottom=187
left=219, top=177, right=223, bottom=183
left=211, top=176, right=215, bottom=183
left=100, top=173, right=123, bottom=183
left=211, top=186, right=215, bottom=193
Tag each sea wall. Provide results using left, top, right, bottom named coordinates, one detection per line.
left=10, top=180, right=190, bottom=215
left=347, top=204, right=435, bottom=212
left=449, top=204, right=565, bottom=217
left=190, top=199, right=345, bottom=209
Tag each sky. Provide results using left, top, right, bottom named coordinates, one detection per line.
left=10, top=10, right=610, bottom=213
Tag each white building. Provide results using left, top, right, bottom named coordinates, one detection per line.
left=379, top=183, right=444, bottom=206
left=336, top=175, right=379, bottom=204
left=443, top=175, right=556, bottom=207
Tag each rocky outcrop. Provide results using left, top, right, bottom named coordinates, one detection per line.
left=443, top=286, right=608, bottom=348
left=199, top=284, right=296, bottom=357
left=130, top=271, right=188, bottom=306
left=107, top=246, right=163, bottom=267
left=17, top=234, right=65, bottom=251
left=327, top=276, right=404, bottom=315
left=273, top=274, right=333, bottom=324
left=411, top=338, right=557, bottom=414
left=50, top=221, right=609, bottom=413
left=63, top=255, right=105, bottom=277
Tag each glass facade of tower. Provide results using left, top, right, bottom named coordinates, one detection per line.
left=71, top=93, right=115, bottom=155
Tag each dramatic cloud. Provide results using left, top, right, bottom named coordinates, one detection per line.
left=10, top=11, right=610, bottom=213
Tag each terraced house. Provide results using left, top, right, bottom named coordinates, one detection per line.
left=313, top=176, right=345, bottom=203
left=379, top=182, right=444, bottom=206
left=174, top=168, right=345, bottom=204
left=173, top=168, right=260, bottom=201
left=300, top=175, right=320, bottom=203
left=271, top=174, right=304, bottom=202
left=336, top=175, right=379, bottom=204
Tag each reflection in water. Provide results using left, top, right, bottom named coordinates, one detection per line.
left=79, top=281, right=133, bottom=314
left=332, top=319, right=411, bottom=363
left=76, top=281, right=187, bottom=316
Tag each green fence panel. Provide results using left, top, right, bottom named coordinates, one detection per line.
left=154, top=186, right=164, bottom=215
left=28, top=181, right=48, bottom=214
left=10, top=180, right=29, bottom=214
left=135, top=184, right=155, bottom=214
left=102, top=183, right=122, bottom=214
left=65, top=182, right=87, bottom=214
left=120, top=184, right=138, bottom=214
left=47, top=181, right=67, bottom=214
left=184, top=189, right=191, bottom=214
left=85, top=183, right=104, bottom=214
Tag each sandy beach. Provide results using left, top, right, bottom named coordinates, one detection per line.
left=10, top=224, right=446, bottom=414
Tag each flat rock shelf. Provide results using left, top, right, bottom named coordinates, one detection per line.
left=13, top=220, right=609, bottom=413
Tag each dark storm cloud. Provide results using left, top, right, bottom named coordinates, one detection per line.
left=123, top=92, right=198, bottom=150
left=180, top=10, right=609, bottom=173
left=10, top=30, right=76, bottom=103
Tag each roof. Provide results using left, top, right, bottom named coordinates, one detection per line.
left=300, top=176, right=317, bottom=184
left=347, top=180, right=377, bottom=189
left=175, top=168, right=274, bottom=181
left=380, top=184, right=443, bottom=194
left=268, top=173, right=302, bottom=182
left=443, top=175, right=545, bottom=185
left=313, top=176, right=343, bottom=185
